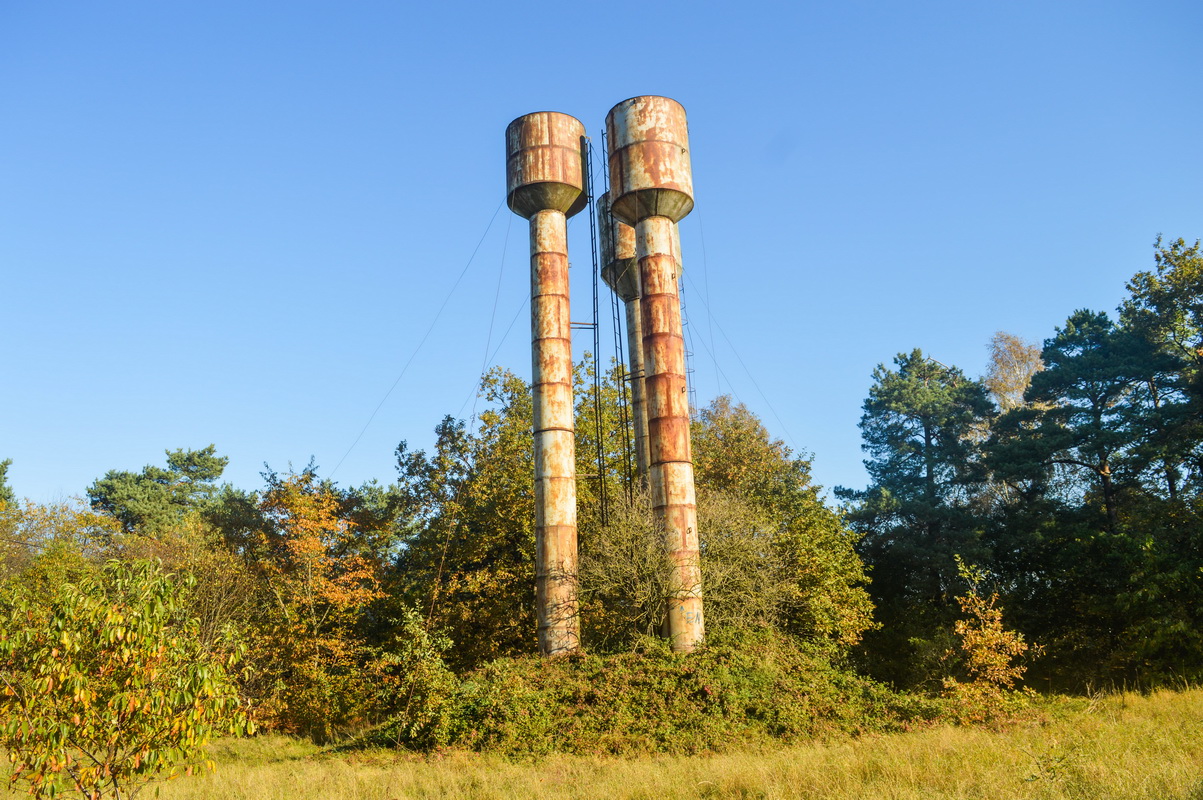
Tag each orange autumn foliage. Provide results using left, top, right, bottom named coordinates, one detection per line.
left=249, top=471, right=384, bottom=742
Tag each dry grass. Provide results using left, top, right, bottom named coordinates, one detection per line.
left=6, top=688, right=1202, bottom=799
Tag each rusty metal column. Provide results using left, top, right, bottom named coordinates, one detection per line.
left=505, top=112, right=586, bottom=656
left=598, top=192, right=649, bottom=481
left=606, top=96, right=704, bottom=652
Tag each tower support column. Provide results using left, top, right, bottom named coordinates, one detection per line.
left=637, top=214, right=704, bottom=650
left=530, top=208, right=580, bottom=655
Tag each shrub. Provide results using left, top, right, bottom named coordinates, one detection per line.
left=942, top=557, right=1039, bottom=723
left=379, top=628, right=940, bottom=757
left=0, top=559, right=251, bottom=799
left=372, top=606, right=460, bottom=750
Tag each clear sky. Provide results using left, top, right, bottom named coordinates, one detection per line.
left=3, top=0, right=1201, bottom=503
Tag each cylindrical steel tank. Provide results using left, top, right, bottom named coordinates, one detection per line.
left=598, top=192, right=650, bottom=481
left=505, top=111, right=584, bottom=656
left=606, top=96, right=694, bottom=226
left=506, top=112, right=589, bottom=220
left=605, top=96, right=705, bottom=652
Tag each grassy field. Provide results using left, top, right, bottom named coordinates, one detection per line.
left=8, top=688, right=1202, bottom=799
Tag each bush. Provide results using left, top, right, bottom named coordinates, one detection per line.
left=376, top=628, right=939, bottom=757
left=942, top=557, right=1039, bottom=723
left=0, top=559, right=251, bottom=799
left=372, top=606, right=460, bottom=750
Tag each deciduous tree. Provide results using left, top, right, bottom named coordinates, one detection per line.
left=0, top=559, right=250, bottom=800
left=246, top=468, right=384, bottom=741
left=983, top=332, right=1044, bottom=413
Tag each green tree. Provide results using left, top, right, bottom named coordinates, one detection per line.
left=0, top=500, right=119, bottom=596
left=113, top=513, right=258, bottom=653
left=390, top=369, right=537, bottom=671
left=1121, top=235, right=1203, bottom=496
left=0, top=559, right=251, bottom=800
left=838, top=349, right=994, bottom=686
left=579, top=394, right=874, bottom=654
left=87, top=446, right=229, bottom=534
left=691, top=397, right=874, bottom=652
left=0, top=460, right=15, bottom=510
left=989, top=311, right=1144, bottom=532
left=983, top=253, right=1203, bottom=685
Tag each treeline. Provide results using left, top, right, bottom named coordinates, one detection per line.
left=0, top=365, right=874, bottom=745
left=840, top=236, right=1203, bottom=689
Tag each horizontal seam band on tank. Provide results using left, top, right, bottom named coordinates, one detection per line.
left=533, top=426, right=575, bottom=434
left=649, top=460, right=695, bottom=467
left=508, top=143, right=583, bottom=157
left=610, top=140, right=689, bottom=150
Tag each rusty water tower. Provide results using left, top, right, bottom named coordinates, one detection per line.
left=606, top=95, right=705, bottom=652
left=504, top=111, right=586, bottom=656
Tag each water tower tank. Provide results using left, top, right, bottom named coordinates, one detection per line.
left=506, top=112, right=588, bottom=220
left=605, top=96, right=694, bottom=225
left=598, top=191, right=639, bottom=302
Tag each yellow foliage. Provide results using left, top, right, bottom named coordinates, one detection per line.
left=942, top=557, right=1040, bottom=724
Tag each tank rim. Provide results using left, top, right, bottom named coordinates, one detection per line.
left=506, top=110, right=586, bottom=129
left=606, top=95, right=686, bottom=114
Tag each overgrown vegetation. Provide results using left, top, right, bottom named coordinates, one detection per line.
left=0, top=236, right=1199, bottom=796
left=377, top=628, right=939, bottom=757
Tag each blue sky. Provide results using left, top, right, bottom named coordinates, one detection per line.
left=3, top=1, right=1200, bottom=502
